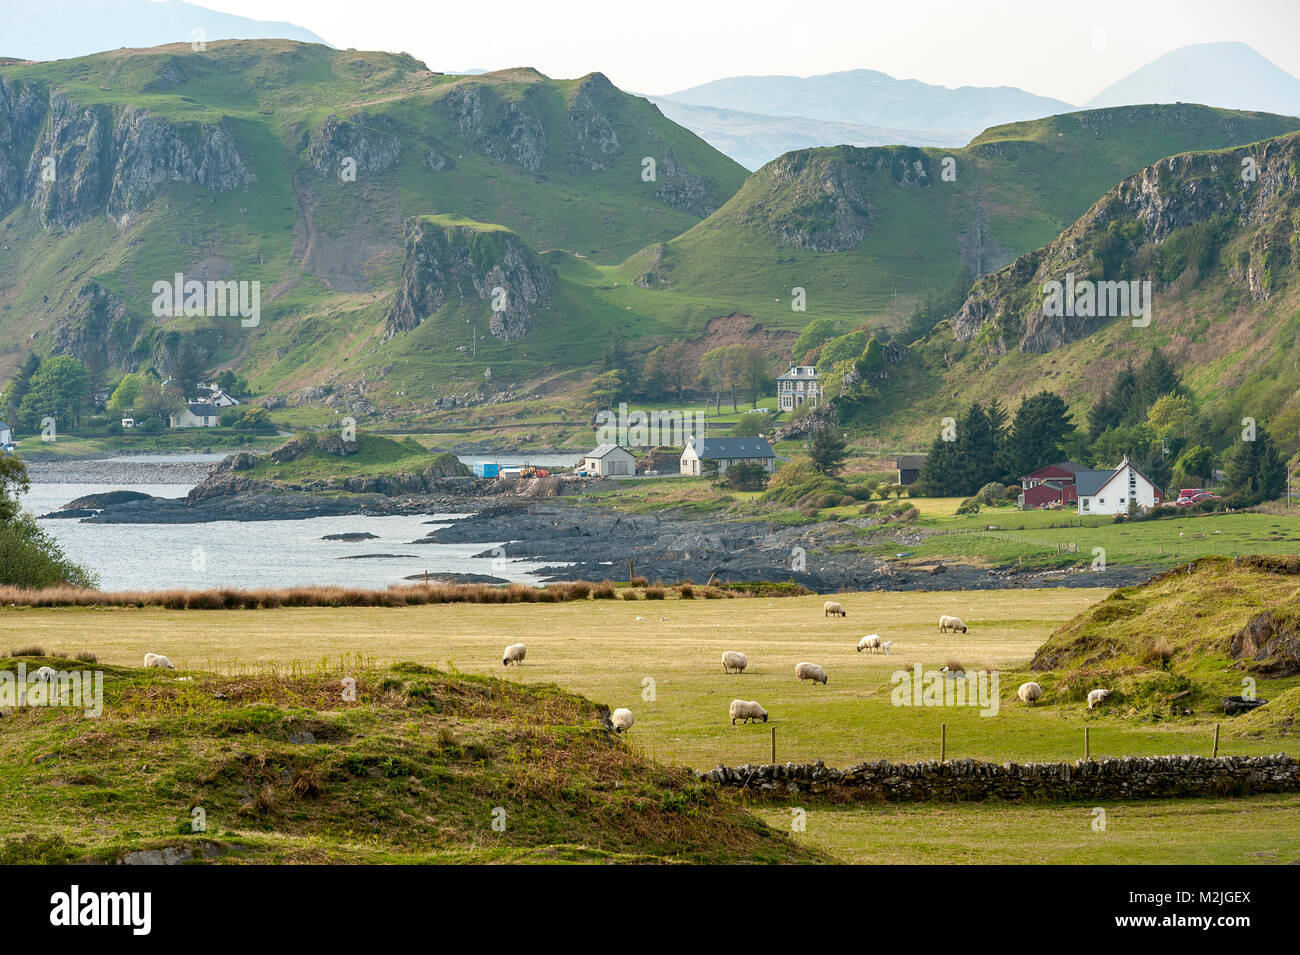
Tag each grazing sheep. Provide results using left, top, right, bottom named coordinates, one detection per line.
left=502, top=643, right=527, bottom=666
left=824, top=600, right=847, bottom=617
left=143, top=653, right=175, bottom=669
left=794, top=661, right=828, bottom=685
left=857, top=634, right=882, bottom=654
left=1017, top=681, right=1042, bottom=705
left=729, top=699, right=768, bottom=724
left=938, top=614, right=967, bottom=633
left=610, top=708, right=634, bottom=733
left=1087, top=688, right=1112, bottom=709
left=33, top=665, right=57, bottom=684
left=721, top=650, right=748, bottom=674
left=881, top=641, right=894, bottom=655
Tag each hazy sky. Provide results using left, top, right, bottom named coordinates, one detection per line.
left=181, top=0, right=1300, bottom=103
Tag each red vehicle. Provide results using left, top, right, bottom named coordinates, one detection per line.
left=1174, top=489, right=1217, bottom=507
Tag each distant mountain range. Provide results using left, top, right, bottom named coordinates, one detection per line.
left=1, top=0, right=328, bottom=61
left=658, top=45, right=1300, bottom=169
left=1085, top=42, right=1300, bottom=116
left=647, top=97, right=961, bottom=171
left=664, top=69, right=1072, bottom=137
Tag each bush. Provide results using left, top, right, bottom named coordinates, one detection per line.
left=722, top=461, right=769, bottom=491
left=955, top=497, right=980, bottom=515
left=592, top=581, right=616, bottom=599
left=0, top=516, right=98, bottom=589
left=679, top=583, right=695, bottom=599
left=976, top=482, right=1005, bottom=506
left=644, top=584, right=665, bottom=599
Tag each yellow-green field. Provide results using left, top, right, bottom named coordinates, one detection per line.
left=756, top=795, right=1300, bottom=864
left=4, top=588, right=1290, bottom=769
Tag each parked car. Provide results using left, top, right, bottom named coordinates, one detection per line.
left=1174, top=489, right=1218, bottom=507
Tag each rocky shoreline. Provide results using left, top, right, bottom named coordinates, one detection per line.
left=26, top=458, right=220, bottom=485
left=413, top=500, right=1160, bottom=592
left=31, top=458, right=1160, bottom=593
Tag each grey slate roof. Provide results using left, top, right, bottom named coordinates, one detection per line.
left=897, top=454, right=926, bottom=470
left=186, top=402, right=220, bottom=417
left=687, top=437, right=775, bottom=460
left=584, top=444, right=633, bottom=459
left=1074, top=468, right=1118, bottom=497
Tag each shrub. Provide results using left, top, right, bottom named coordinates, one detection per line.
left=678, top=583, right=695, bottom=599
left=630, top=575, right=648, bottom=587
left=955, top=497, right=981, bottom=515
left=976, top=482, right=1006, bottom=506
left=644, top=584, right=666, bottom=599
left=621, top=589, right=639, bottom=600
left=592, top=581, right=616, bottom=599
left=0, top=516, right=98, bottom=589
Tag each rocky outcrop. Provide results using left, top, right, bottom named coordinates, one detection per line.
left=951, top=131, right=1300, bottom=354
left=441, top=81, right=547, bottom=171
left=49, top=281, right=150, bottom=379
left=1229, top=607, right=1300, bottom=676
left=385, top=215, right=555, bottom=342
left=305, top=112, right=402, bottom=177
left=564, top=73, right=621, bottom=172
left=0, top=76, right=256, bottom=229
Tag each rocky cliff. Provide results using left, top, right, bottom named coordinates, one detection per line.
left=385, top=215, right=556, bottom=342
left=0, top=78, right=255, bottom=229
left=738, top=145, right=935, bottom=252
left=951, top=131, right=1300, bottom=354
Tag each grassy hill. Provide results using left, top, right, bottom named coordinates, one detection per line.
left=0, top=40, right=746, bottom=400
left=855, top=129, right=1300, bottom=451
left=0, top=655, right=818, bottom=863
left=1028, top=556, right=1300, bottom=722
left=638, top=105, right=1300, bottom=335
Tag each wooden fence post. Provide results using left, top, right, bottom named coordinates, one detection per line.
left=940, top=723, right=947, bottom=762
left=1084, top=726, right=1090, bottom=760
left=771, top=725, right=777, bottom=764
left=1213, top=723, right=1220, bottom=757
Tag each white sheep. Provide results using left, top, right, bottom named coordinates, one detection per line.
left=610, top=708, right=634, bottom=733
left=729, top=699, right=768, bottom=724
left=939, top=614, right=967, bottom=633
left=823, top=600, right=847, bottom=617
left=721, top=650, right=748, bottom=674
left=881, top=641, right=894, bottom=655
left=856, top=634, right=882, bottom=654
left=33, top=665, right=57, bottom=684
left=502, top=643, right=527, bottom=666
left=794, top=661, right=828, bottom=685
left=1017, top=681, right=1042, bottom=705
left=1087, top=688, right=1111, bottom=709
left=143, top=652, right=175, bottom=669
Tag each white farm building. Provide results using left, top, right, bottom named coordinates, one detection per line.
left=1075, top=457, right=1163, bottom=515
left=579, top=444, right=636, bottom=478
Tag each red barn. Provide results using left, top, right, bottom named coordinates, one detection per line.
left=1019, top=461, right=1085, bottom=510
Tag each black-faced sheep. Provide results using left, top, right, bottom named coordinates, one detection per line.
left=824, top=601, right=847, bottom=617
left=938, top=615, right=967, bottom=633
left=502, top=643, right=527, bottom=666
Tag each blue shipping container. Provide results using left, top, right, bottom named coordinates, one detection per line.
left=472, top=462, right=499, bottom=478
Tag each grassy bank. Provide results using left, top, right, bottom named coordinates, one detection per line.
left=4, top=587, right=1292, bottom=771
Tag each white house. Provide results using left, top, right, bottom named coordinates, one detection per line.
left=169, top=402, right=222, bottom=429
left=0, top=421, right=11, bottom=447
left=680, top=437, right=776, bottom=476
left=579, top=444, right=636, bottom=478
left=776, top=365, right=822, bottom=412
left=1075, top=457, right=1163, bottom=515
left=207, top=387, right=241, bottom=408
